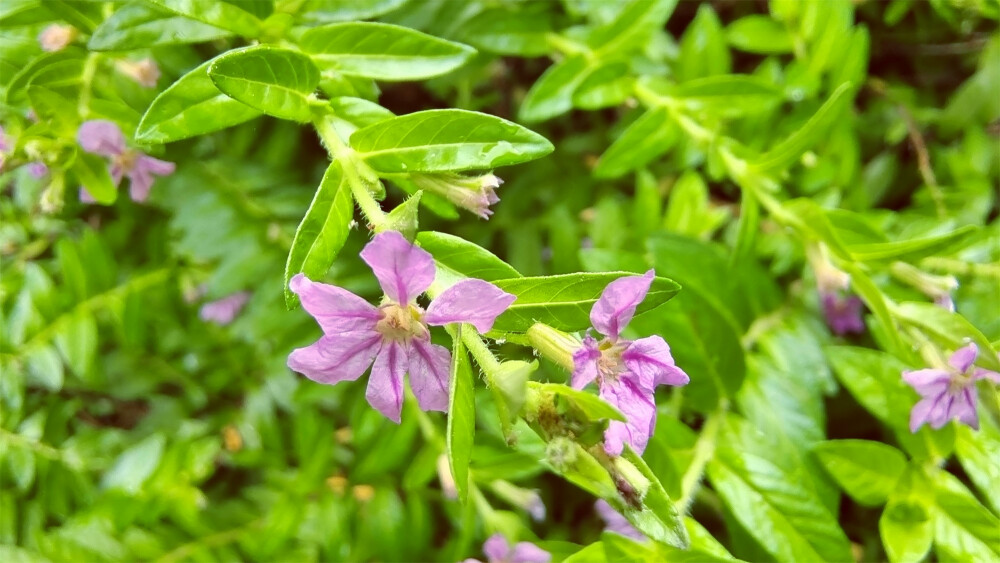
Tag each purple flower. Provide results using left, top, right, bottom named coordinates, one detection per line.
left=571, top=270, right=689, bottom=455
left=595, top=499, right=645, bottom=541
left=28, top=162, right=48, bottom=178
left=117, top=57, right=161, bottom=88
left=77, top=120, right=175, bottom=203
left=904, top=343, right=1000, bottom=432
left=465, top=534, right=550, bottom=563
left=287, top=231, right=516, bottom=422
left=821, top=292, right=865, bottom=335
left=38, top=24, right=77, bottom=52
left=934, top=292, right=956, bottom=312
left=199, top=291, right=251, bottom=325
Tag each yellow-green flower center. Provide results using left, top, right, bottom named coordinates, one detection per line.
left=375, top=303, right=428, bottom=343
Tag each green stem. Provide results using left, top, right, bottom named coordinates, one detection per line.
left=675, top=409, right=723, bottom=512
left=313, top=115, right=387, bottom=227
left=154, top=520, right=263, bottom=563
left=0, top=427, right=84, bottom=469
left=78, top=53, right=99, bottom=117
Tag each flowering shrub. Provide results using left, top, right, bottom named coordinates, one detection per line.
left=1, top=1, right=998, bottom=562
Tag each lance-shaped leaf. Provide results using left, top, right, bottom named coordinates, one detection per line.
left=351, top=109, right=553, bottom=173
left=71, top=151, right=117, bottom=205
left=143, top=0, right=265, bottom=37
left=447, top=327, right=475, bottom=503
left=462, top=7, right=552, bottom=56
left=518, top=55, right=589, bottom=123
left=298, top=0, right=409, bottom=23
left=846, top=226, right=975, bottom=262
left=812, top=440, right=907, bottom=506
left=595, top=106, right=679, bottom=178
left=489, top=272, right=680, bottom=333
left=300, top=22, right=475, bottom=81
left=89, top=3, right=232, bottom=51
left=284, top=160, right=355, bottom=308
left=137, top=59, right=262, bottom=143
left=417, top=231, right=521, bottom=282
left=5, top=49, right=84, bottom=102
left=208, top=46, right=320, bottom=123
left=587, top=0, right=678, bottom=55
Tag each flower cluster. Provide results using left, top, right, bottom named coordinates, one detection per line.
left=571, top=270, right=689, bottom=455
left=77, top=120, right=175, bottom=203
left=287, top=231, right=515, bottom=422
left=904, top=343, right=999, bottom=432
left=464, top=534, right=550, bottom=563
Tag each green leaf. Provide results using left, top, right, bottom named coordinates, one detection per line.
left=489, top=272, right=680, bottom=333
left=726, top=15, right=793, bottom=54
left=619, top=447, right=689, bottom=549
left=54, top=311, right=97, bottom=378
left=446, top=329, right=475, bottom=504
left=26, top=347, right=63, bottom=391
left=300, top=22, right=475, bottom=81
left=26, top=86, right=76, bottom=134
left=932, top=471, right=1000, bottom=561
left=674, top=75, right=782, bottom=116
left=462, top=7, right=552, bottom=56
left=846, top=226, right=975, bottom=262
left=881, top=470, right=934, bottom=563
left=417, top=231, right=521, bottom=282
left=88, top=3, right=232, bottom=51
left=826, top=346, right=913, bottom=428
left=101, top=434, right=166, bottom=494
left=143, top=0, right=264, bottom=37
left=594, top=106, right=679, bottom=178
left=708, top=414, right=854, bottom=562
left=71, top=152, right=117, bottom=205
left=843, top=264, right=906, bottom=355
left=136, top=59, right=262, bottom=143
left=812, top=440, right=907, bottom=506
left=528, top=382, right=626, bottom=422
left=751, top=82, right=854, bottom=175
left=573, top=61, right=632, bottom=110
left=587, top=0, right=678, bottom=55
left=955, top=421, right=1000, bottom=514
left=518, top=55, right=590, bottom=123
left=299, top=0, right=408, bottom=23
left=893, top=302, right=1000, bottom=371
left=5, top=50, right=83, bottom=102
left=208, top=46, right=320, bottom=123
left=350, top=109, right=553, bottom=173
left=492, top=360, right=536, bottom=439
left=676, top=4, right=730, bottom=82
left=43, top=0, right=101, bottom=32
left=284, top=160, right=355, bottom=308
left=326, top=96, right=394, bottom=138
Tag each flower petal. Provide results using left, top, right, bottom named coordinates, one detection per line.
left=128, top=168, right=154, bottom=202
left=595, top=500, right=645, bottom=541
left=366, top=340, right=408, bottom=422
left=952, top=387, right=979, bottom=430
left=290, top=274, right=382, bottom=334
left=287, top=331, right=382, bottom=386
left=483, top=534, right=510, bottom=563
left=902, top=368, right=951, bottom=397
left=909, top=397, right=936, bottom=432
left=199, top=291, right=251, bottom=325
left=510, top=542, right=551, bottom=563
left=408, top=339, right=451, bottom=412
left=601, top=376, right=656, bottom=455
left=972, top=368, right=1000, bottom=384
left=590, top=270, right=654, bottom=339
left=570, top=334, right=600, bottom=389
left=948, top=343, right=978, bottom=374
left=360, top=230, right=435, bottom=304
left=423, top=279, right=516, bottom=333
left=77, top=120, right=125, bottom=156
left=137, top=154, right=176, bottom=176
left=622, top=335, right=690, bottom=388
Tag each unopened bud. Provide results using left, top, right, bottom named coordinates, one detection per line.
left=890, top=261, right=958, bottom=312
left=489, top=480, right=546, bottom=521
left=612, top=457, right=650, bottom=501
left=410, top=172, right=502, bottom=219
left=117, top=58, right=161, bottom=88
left=38, top=24, right=77, bottom=52
left=806, top=243, right=850, bottom=294
left=527, top=323, right=579, bottom=370
left=545, top=437, right=578, bottom=472
left=436, top=454, right=458, bottom=500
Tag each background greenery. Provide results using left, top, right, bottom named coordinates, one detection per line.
left=1, top=1, right=998, bottom=562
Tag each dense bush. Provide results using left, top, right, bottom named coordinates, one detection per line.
left=1, top=1, right=998, bottom=562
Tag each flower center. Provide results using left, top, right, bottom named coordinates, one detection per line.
left=596, top=339, right=628, bottom=382
left=375, top=303, right=428, bottom=343
left=947, top=371, right=973, bottom=395
left=114, top=150, right=139, bottom=172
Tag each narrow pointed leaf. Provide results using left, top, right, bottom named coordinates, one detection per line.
left=208, top=46, right=320, bottom=122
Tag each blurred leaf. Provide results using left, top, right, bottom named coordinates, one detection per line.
left=880, top=468, right=934, bottom=563
left=88, top=3, right=231, bottom=51
left=300, top=0, right=408, bottom=23
left=932, top=471, right=1000, bottom=561
left=726, top=15, right=793, bottom=54
left=351, top=109, right=553, bottom=173
left=847, top=226, right=975, bottom=263
left=101, top=434, right=165, bottom=494
left=144, top=0, right=263, bottom=36
left=462, top=7, right=552, bottom=56
left=208, top=46, right=320, bottom=122
left=813, top=440, right=907, bottom=506
left=677, top=5, right=730, bottom=82
left=71, top=152, right=117, bottom=205
left=893, top=302, right=1000, bottom=371
left=5, top=49, right=83, bottom=102
left=518, top=55, right=590, bottom=123
left=587, top=0, right=678, bottom=55
left=595, top=107, right=679, bottom=179
left=301, top=22, right=475, bottom=81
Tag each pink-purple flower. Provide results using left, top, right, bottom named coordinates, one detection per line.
left=200, top=291, right=251, bottom=325
left=571, top=270, right=689, bottom=456
left=77, top=120, right=175, bottom=203
left=411, top=173, right=503, bottom=219
left=595, top=499, right=644, bottom=541
left=464, top=533, right=550, bottom=563
left=287, top=231, right=516, bottom=422
left=821, top=292, right=865, bottom=336
left=903, top=343, right=1000, bottom=432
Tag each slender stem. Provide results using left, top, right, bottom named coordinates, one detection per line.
left=313, top=115, right=388, bottom=227
left=675, top=409, right=724, bottom=512
left=78, top=53, right=99, bottom=117
left=0, top=427, right=84, bottom=469
left=462, top=331, right=502, bottom=381
left=154, top=520, right=262, bottom=563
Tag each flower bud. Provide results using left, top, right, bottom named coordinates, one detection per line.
left=38, top=24, right=77, bottom=52
left=436, top=454, right=457, bottom=500
left=527, top=323, right=579, bottom=370
left=410, top=172, right=503, bottom=219
left=117, top=58, right=161, bottom=88
left=890, top=261, right=958, bottom=312
left=488, top=480, right=546, bottom=521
